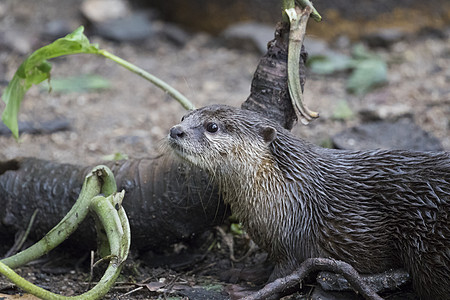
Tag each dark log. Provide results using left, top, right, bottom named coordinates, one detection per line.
left=0, top=156, right=228, bottom=252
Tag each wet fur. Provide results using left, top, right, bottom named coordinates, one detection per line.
left=168, top=104, right=450, bottom=299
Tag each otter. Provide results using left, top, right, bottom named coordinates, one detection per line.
left=167, top=104, right=450, bottom=299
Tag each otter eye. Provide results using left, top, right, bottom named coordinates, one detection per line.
left=181, top=115, right=185, bottom=122
left=205, top=122, right=218, bottom=133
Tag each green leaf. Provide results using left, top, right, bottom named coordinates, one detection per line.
left=230, top=223, right=244, bottom=235
left=308, top=43, right=388, bottom=95
left=203, top=283, right=224, bottom=292
left=308, top=54, right=352, bottom=75
left=332, top=99, right=354, bottom=120
left=351, top=43, right=377, bottom=60
left=346, top=58, right=388, bottom=95
left=319, top=138, right=334, bottom=149
left=102, top=152, right=129, bottom=161
left=1, top=26, right=99, bottom=139
left=40, top=74, right=111, bottom=93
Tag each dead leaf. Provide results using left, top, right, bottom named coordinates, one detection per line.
left=142, top=281, right=166, bottom=292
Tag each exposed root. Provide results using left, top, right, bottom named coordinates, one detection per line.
left=243, top=258, right=383, bottom=300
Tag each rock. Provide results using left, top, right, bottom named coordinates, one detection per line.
left=359, top=103, right=413, bottom=122
left=0, top=2, right=6, bottom=18
left=317, top=269, right=410, bottom=293
left=220, top=21, right=274, bottom=53
left=81, top=0, right=155, bottom=43
left=155, top=22, right=191, bottom=47
left=178, top=287, right=229, bottom=300
left=332, top=118, right=444, bottom=151
left=92, top=12, right=155, bottom=42
left=42, top=20, right=73, bottom=40
left=0, top=119, right=71, bottom=136
left=418, top=26, right=448, bottom=39
left=0, top=61, right=6, bottom=83
left=362, top=28, right=408, bottom=48
left=81, top=0, right=131, bottom=23
left=220, top=22, right=339, bottom=56
left=311, top=285, right=361, bottom=300
left=333, top=35, right=351, bottom=50
left=305, top=37, right=353, bottom=75
left=304, top=37, right=334, bottom=57
left=0, top=29, right=33, bottom=54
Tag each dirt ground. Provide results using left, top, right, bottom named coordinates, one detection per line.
left=0, top=0, right=449, bottom=299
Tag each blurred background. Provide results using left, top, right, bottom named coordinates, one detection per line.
left=139, top=0, right=450, bottom=38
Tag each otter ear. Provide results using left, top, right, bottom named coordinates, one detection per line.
left=259, top=126, right=277, bottom=144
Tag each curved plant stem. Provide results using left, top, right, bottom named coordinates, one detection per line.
left=99, top=49, right=194, bottom=110
left=286, top=6, right=319, bottom=125
left=0, top=192, right=130, bottom=300
left=1, top=166, right=105, bottom=269
left=0, top=167, right=130, bottom=300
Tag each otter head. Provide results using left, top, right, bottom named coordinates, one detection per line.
left=167, top=105, right=277, bottom=177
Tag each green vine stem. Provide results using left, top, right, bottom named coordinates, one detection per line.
left=2, top=167, right=101, bottom=268
left=1, top=166, right=115, bottom=269
left=1, top=26, right=194, bottom=139
left=286, top=6, right=319, bottom=125
left=286, top=6, right=319, bottom=124
left=0, top=191, right=130, bottom=300
left=281, top=0, right=321, bottom=124
left=0, top=167, right=130, bottom=300
left=98, top=50, right=194, bottom=110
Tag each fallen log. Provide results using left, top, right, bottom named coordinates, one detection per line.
left=0, top=155, right=228, bottom=252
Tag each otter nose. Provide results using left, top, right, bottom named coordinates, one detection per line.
left=170, top=125, right=185, bottom=139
